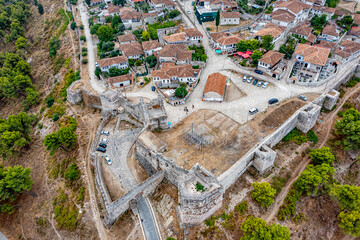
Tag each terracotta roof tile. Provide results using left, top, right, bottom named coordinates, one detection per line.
left=119, top=42, right=144, bottom=57
left=355, top=14, right=360, bottom=25
left=220, top=11, right=240, bottom=19
left=295, top=43, right=330, bottom=66
left=163, top=32, right=187, bottom=43
left=184, top=28, right=203, bottom=38
left=98, top=56, right=128, bottom=68
left=142, top=40, right=162, bottom=51
left=322, top=23, right=338, bottom=37
left=107, top=3, right=121, bottom=14
left=311, top=5, right=336, bottom=14
left=290, top=23, right=312, bottom=38
left=335, top=40, right=360, bottom=59
left=271, top=9, right=296, bottom=23
left=254, top=23, right=285, bottom=38
left=259, top=50, right=285, bottom=66
left=274, top=0, right=310, bottom=14
left=117, top=33, right=137, bottom=43
left=108, top=73, right=133, bottom=87
left=204, top=73, right=226, bottom=96
left=216, top=35, right=241, bottom=46
left=307, top=33, right=317, bottom=44
left=156, top=44, right=193, bottom=61
left=316, top=40, right=336, bottom=50
left=152, top=64, right=199, bottom=79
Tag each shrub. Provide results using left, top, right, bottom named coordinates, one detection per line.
left=64, top=163, right=80, bottom=182
left=307, top=130, right=318, bottom=144
left=175, top=87, right=188, bottom=98
left=82, top=59, right=88, bottom=64
left=135, top=60, right=143, bottom=66
left=46, top=97, right=55, bottom=107
left=52, top=113, right=60, bottom=121
left=80, top=35, right=86, bottom=41
left=251, top=182, right=276, bottom=208
left=234, top=201, right=248, bottom=215
left=70, top=22, right=77, bottom=30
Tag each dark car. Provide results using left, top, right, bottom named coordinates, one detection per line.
left=99, top=143, right=107, bottom=148
left=268, top=98, right=279, bottom=105
left=253, top=79, right=258, bottom=85
left=96, top=147, right=106, bottom=153
left=254, top=70, right=263, bottom=75
left=151, top=86, right=156, bottom=91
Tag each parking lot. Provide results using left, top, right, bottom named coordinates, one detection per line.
left=96, top=119, right=141, bottom=192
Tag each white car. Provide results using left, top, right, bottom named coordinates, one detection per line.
left=187, top=10, right=191, bottom=14
left=247, top=76, right=253, bottom=83
left=243, top=75, right=247, bottom=82
left=101, top=131, right=110, bottom=136
left=105, top=156, right=112, bottom=165
left=100, top=138, right=108, bottom=144
left=262, top=82, right=269, bottom=88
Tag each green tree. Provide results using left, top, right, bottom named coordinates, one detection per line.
left=22, top=87, right=40, bottom=109
left=338, top=211, right=360, bottom=237
left=216, top=10, right=220, bottom=32
left=142, top=31, right=150, bottom=41
left=64, top=163, right=80, bottom=182
left=240, top=216, right=290, bottom=240
left=251, top=182, right=276, bottom=208
left=175, top=87, right=187, bottom=98
left=335, top=108, right=360, bottom=150
left=70, top=22, right=77, bottom=30
left=262, top=35, right=274, bottom=50
left=90, top=24, right=101, bottom=35
left=251, top=50, right=263, bottom=65
left=294, top=163, right=335, bottom=195
left=44, top=127, right=77, bottom=151
left=0, top=112, right=34, bottom=158
left=309, top=147, right=335, bottom=165
left=330, top=185, right=360, bottom=211
left=38, top=4, right=44, bottom=15
left=145, top=55, right=157, bottom=68
left=95, top=67, right=102, bottom=78
left=237, top=40, right=247, bottom=52
left=0, top=165, right=33, bottom=201
left=15, top=37, right=28, bottom=50
left=96, top=25, right=113, bottom=42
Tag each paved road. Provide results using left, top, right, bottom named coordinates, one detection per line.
left=79, top=0, right=106, bottom=93
left=0, top=232, right=7, bottom=240
left=102, top=123, right=161, bottom=240
left=104, top=126, right=141, bottom=191
left=137, top=196, right=161, bottom=240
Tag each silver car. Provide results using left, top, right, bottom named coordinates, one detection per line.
left=100, top=138, right=108, bottom=144
left=105, top=156, right=112, bottom=165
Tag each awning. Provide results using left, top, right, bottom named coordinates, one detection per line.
left=215, top=49, right=222, bottom=54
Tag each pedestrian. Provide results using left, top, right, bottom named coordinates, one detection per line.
left=192, top=104, right=194, bottom=109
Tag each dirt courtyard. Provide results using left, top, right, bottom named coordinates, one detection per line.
left=154, top=98, right=308, bottom=176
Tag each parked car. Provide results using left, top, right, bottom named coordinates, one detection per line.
left=101, top=131, right=109, bottom=136
left=257, top=81, right=263, bottom=87
left=262, top=82, right=269, bottom=88
left=268, top=98, right=279, bottom=105
left=249, top=108, right=259, bottom=115
left=96, top=147, right=106, bottom=153
left=254, top=70, right=263, bottom=75
left=187, top=10, right=191, bottom=14
left=243, top=75, right=247, bottom=82
left=151, top=86, right=156, bottom=91
left=99, top=143, right=107, bottom=148
left=253, top=79, right=258, bottom=85
left=298, top=95, right=307, bottom=101
left=247, top=76, right=253, bottom=83
left=105, top=156, right=112, bottom=165
left=100, top=138, right=108, bottom=144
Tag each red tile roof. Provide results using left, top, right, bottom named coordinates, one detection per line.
left=204, top=73, right=226, bottom=96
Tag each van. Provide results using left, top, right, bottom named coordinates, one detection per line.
left=268, top=98, right=279, bottom=105
left=99, top=143, right=107, bottom=148
left=96, top=147, right=106, bottom=153
left=249, top=108, right=259, bottom=115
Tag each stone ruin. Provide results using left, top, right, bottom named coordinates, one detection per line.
left=66, top=73, right=350, bottom=228
left=66, top=80, right=169, bottom=131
